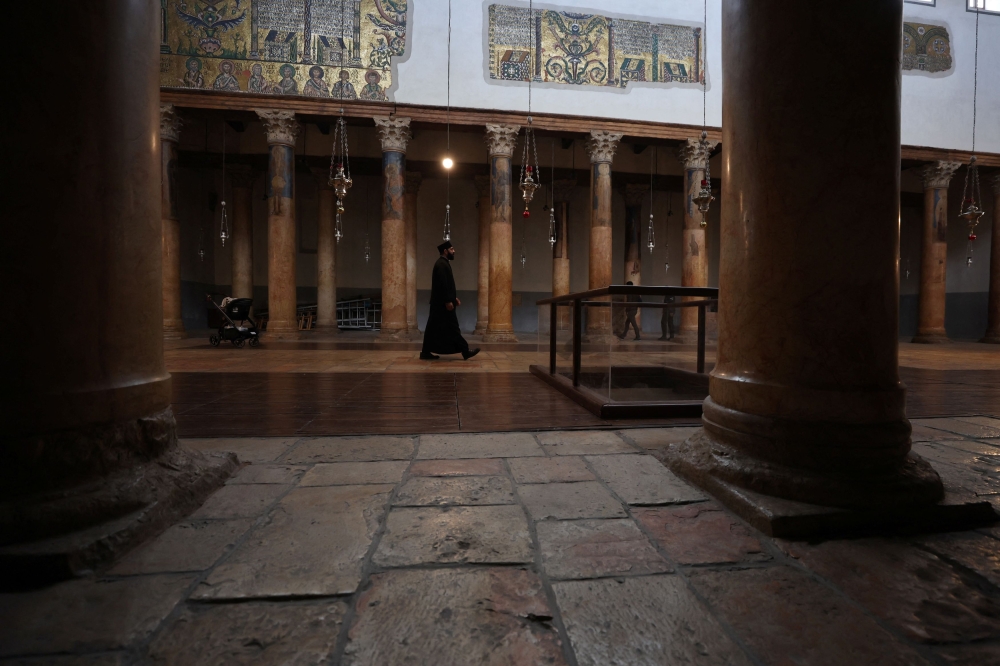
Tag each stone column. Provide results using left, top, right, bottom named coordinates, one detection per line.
left=483, top=124, right=521, bottom=343
left=160, top=104, right=185, bottom=339
left=405, top=171, right=422, bottom=336
left=474, top=175, right=491, bottom=335
left=913, top=161, right=961, bottom=343
left=311, top=167, right=338, bottom=334
left=229, top=166, right=256, bottom=301
left=984, top=174, right=1000, bottom=343
left=256, top=109, right=300, bottom=339
left=676, top=137, right=719, bottom=343
left=2, top=0, right=234, bottom=577
left=552, top=179, right=576, bottom=330
left=624, top=184, right=648, bottom=328
left=667, top=0, right=945, bottom=529
left=586, top=130, right=622, bottom=339
left=374, top=117, right=411, bottom=338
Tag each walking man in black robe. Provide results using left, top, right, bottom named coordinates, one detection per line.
left=420, top=241, right=481, bottom=360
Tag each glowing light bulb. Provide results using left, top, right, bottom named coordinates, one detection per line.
left=442, top=157, right=454, bottom=169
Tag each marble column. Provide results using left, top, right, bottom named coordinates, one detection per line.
left=983, top=174, right=1000, bottom=344
left=374, top=117, right=411, bottom=338
left=474, top=175, right=491, bottom=335
left=2, top=0, right=234, bottom=572
left=483, top=124, right=521, bottom=343
left=624, top=184, right=648, bottom=328
left=405, top=171, right=422, bottom=337
left=256, top=109, right=300, bottom=339
left=913, top=161, right=961, bottom=343
left=229, top=166, right=256, bottom=301
left=552, top=179, right=576, bottom=331
left=586, top=130, right=622, bottom=340
left=311, top=168, right=338, bottom=334
left=160, top=104, right=185, bottom=339
left=676, top=137, right=719, bottom=343
left=668, top=0, right=945, bottom=522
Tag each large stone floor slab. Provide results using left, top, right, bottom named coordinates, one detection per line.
left=914, top=531, right=1000, bottom=589
left=298, top=461, right=408, bottom=486
left=181, top=437, right=300, bottom=463
left=620, top=427, right=701, bottom=451
left=193, top=485, right=392, bottom=600
left=283, top=436, right=415, bottom=463
left=393, top=476, right=515, bottom=506
left=408, top=458, right=506, bottom=477
left=537, top=519, right=671, bottom=580
left=110, top=519, right=253, bottom=575
left=518, top=482, right=627, bottom=520
left=189, top=484, right=289, bottom=520
left=342, top=568, right=566, bottom=665
left=373, top=506, right=532, bottom=566
left=146, top=600, right=347, bottom=665
left=912, top=418, right=1000, bottom=440
left=535, top=430, right=636, bottom=456
left=552, top=575, right=753, bottom=666
left=633, top=503, right=768, bottom=565
left=508, top=457, right=594, bottom=484
left=416, top=432, right=544, bottom=459
left=587, top=454, right=706, bottom=505
left=226, top=464, right=306, bottom=485
left=3, top=655, right=128, bottom=665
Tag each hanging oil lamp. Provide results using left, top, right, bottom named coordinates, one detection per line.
left=220, top=121, right=230, bottom=247
left=960, top=156, right=985, bottom=267
left=692, top=132, right=715, bottom=219
left=548, top=207, right=557, bottom=247
left=329, top=112, right=352, bottom=243
left=647, top=146, right=657, bottom=252
left=520, top=117, right=540, bottom=219
left=443, top=204, right=451, bottom=241
left=547, top=141, right=557, bottom=247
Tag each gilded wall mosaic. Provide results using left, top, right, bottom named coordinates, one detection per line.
left=487, top=4, right=704, bottom=88
left=159, top=1, right=407, bottom=99
left=902, top=22, right=952, bottom=73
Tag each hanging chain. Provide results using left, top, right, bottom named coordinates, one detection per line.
left=647, top=145, right=655, bottom=252
left=443, top=0, right=453, bottom=241
left=961, top=7, right=984, bottom=267
left=220, top=120, right=229, bottom=247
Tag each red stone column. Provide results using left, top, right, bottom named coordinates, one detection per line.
left=586, top=130, right=622, bottom=341
left=229, top=166, right=256, bottom=302
left=913, top=161, right=961, bottom=343
left=981, top=174, right=1000, bottom=343
left=374, top=117, right=411, bottom=339
left=405, top=171, right=422, bottom=337
left=160, top=104, right=185, bottom=339
left=256, top=110, right=300, bottom=339
left=676, top=137, right=718, bottom=343
left=483, top=124, right=520, bottom=343
left=552, top=179, right=576, bottom=331
left=474, top=175, right=491, bottom=335
left=311, top=168, right=338, bottom=334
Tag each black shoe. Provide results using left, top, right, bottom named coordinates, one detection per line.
left=634, top=335, right=641, bottom=341
left=658, top=336, right=667, bottom=341
left=462, top=348, right=480, bottom=360
left=419, top=352, right=440, bottom=360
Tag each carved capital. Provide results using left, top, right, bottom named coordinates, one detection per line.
left=920, top=161, right=962, bottom=190
left=485, top=124, right=521, bottom=158
left=405, top=171, right=423, bottom=194
left=989, top=172, right=1000, bottom=197
left=624, top=183, right=650, bottom=207
left=676, top=136, right=718, bottom=170
left=374, top=116, right=412, bottom=154
left=255, top=109, right=299, bottom=147
left=474, top=175, right=491, bottom=198
left=160, top=104, right=183, bottom=143
left=587, top=130, right=622, bottom=164
left=552, top=179, right=576, bottom=203
left=311, top=167, right=333, bottom=190
left=229, top=165, right=257, bottom=190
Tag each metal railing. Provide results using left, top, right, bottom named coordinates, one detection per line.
left=336, top=298, right=381, bottom=330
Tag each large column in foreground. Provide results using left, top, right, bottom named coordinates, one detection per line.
left=312, top=168, right=338, bottom=334
left=405, top=171, right=422, bottom=336
left=474, top=175, right=491, bottom=336
left=374, top=116, right=411, bottom=339
left=913, top=161, right=961, bottom=343
left=984, top=174, right=1000, bottom=344
left=230, top=166, right=256, bottom=301
left=483, top=124, right=520, bottom=343
left=256, top=109, right=300, bottom=339
left=586, top=131, right=622, bottom=340
left=160, top=104, right=185, bottom=339
left=553, top=179, right=575, bottom=331
left=676, top=137, right=718, bottom=343
left=668, top=0, right=945, bottom=524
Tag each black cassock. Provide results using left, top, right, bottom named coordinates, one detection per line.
left=421, top=256, right=471, bottom=355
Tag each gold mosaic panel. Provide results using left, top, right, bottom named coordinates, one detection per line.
left=903, top=22, right=952, bottom=73
left=159, top=0, right=407, bottom=100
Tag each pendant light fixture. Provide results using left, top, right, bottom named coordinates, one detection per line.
left=364, top=180, right=371, bottom=263
left=665, top=189, right=672, bottom=275
left=442, top=0, right=454, bottom=241
left=219, top=120, right=230, bottom=247
left=647, top=146, right=656, bottom=253
left=519, top=0, right=540, bottom=226
left=961, top=9, right=984, bottom=268
left=548, top=139, right=557, bottom=247
left=329, top=109, right=352, bottom=243
left=691, top=0, right=714, bottom=220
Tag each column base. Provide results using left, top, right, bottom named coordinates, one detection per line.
left=911, top=333, right=949, bottom=344
left=980, top=335, right=1000, bottom=344
left=377, top=329, right=409, bottom=342
left=672, top=330, right=700, bottom=345
left=162, top=321, right=186, bottom=340
left=264, top=323, right=300, bottom=341
left=473, top=322, right=488, bottom=336
left=312, top=323, right=340, bottom=335
left=583, top=333, right=614, bottom=345
left=482, top=330, right=519, bottom=343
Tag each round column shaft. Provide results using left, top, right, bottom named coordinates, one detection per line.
left=312, top=167, right=338, bottom=334
left=160, top=104, right=185, bottom=339
left=913, top=161, right=961, bottom=343
left=483, top=124, right=520, bottom=343
left=586, top=130, right=622, bottom=341
left=374, top=117, right=411, bottom=338
left=474, top=175, right=491, bottom=336
left=230, top=166, right=256, bottom=302
left=980, top=175, right=1000, bottom=343
left=553, top=180, right=575, bottom=331
left=676, top=137, right=718, bottom=343
left=623, top=184, right=648, bottom=328
left=405, top=171, right=422, bottom=336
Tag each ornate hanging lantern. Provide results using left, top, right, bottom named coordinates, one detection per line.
left=219, top=120, right=230, bottom=247
left=443, top=204, right=451, bottom=241
left=961, top=156, right=985, bottom=267
left=519, top=118, right=540, bottom=219
left=548, top=206, right=557, bottom=247
left=692, top=132, right=715, bottom=219
left=647, top=146, right=657, bottom=252
left=328, top=113, right=352, bottom=243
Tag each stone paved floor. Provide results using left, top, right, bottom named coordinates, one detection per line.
left=2, top=417, right=1000, bottom=664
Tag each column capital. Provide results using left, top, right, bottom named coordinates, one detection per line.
left=553, top=179, right=576, bottom=203
left=160, top=104, right=183, bottom=143
left=624, top=183, right=650, bottom=206
left=474, top=174, right=491, bottom=198
left=405, top=170, right=423, bottom=194
left=676, top=136, right=718, bottom=170
left=229, top=165, right=257, bottom=190
left=989, top=172, right=1000, bottom=197
left=374, top=116, right=412, bottom=153
left=920, top=161, right=961, bottom=190
left=311, top=166, right=333, bottom=190
left=255, top=109, right=299, bottom=146
left=587, top=130, right=623, bottom=164
left=485, top=124, right=521, bottom=158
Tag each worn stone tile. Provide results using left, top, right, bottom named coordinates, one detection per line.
left=780, top=537, right=1000, bottom=643
left=913, top=441, right=1000, bottom=476
left=930, top=458, right=1000, bottom=502
left=189, top=483, right=289, bottom=520
left=519, top=482, right=627, bottom=520
left=687, top=567, right=930, bottom=666
left=910, top=424, right=968, bottom=442
left=508, top=456, right=594, bottom=484
left=299, top=461, right=408, bottom=486
left=0, top=655, right=127, bottom=666
left=535, top=430, right=636, bottom=456
left=110, top=519, right=253, bottom=575
left=408, top=458, right=505, bottom=477
left=181, top=437, right=299, bottom=463
left=586, top=454, right=706, bottom=505
left=934, top=641, right=1000, bottom=666
left=633, top=503, right=768, bottom=565
left=921, top=438, right=1000, bottom=456
left=343, top=568, right=566, bottom=665
left=955, top=416, right=1000, bottom=430
left=537, top=519, right=670, bottom=580
left=227, top=463, right=306, bottom=485
left=618, top=427, right=701, bottom=451
left=193, top=485, right=392, bottom=600
left=373, top=506, right=532, bottom=566
left=147, top=600, right=347, bottom=665
left=283, top=436, right=414, bottom=463
left=915, top=531, right=1000, bottom=588
left=912, top=418, right=1000, bottom=440
left=0, top=575, right=194, bottom=657
left=416, top=432, right=544, bottom=459
left=394, top=476, right=514, bottom=506
left=552, top=575, right=752, bottom=666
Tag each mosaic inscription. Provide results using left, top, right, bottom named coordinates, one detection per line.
left=160, top=0, right=407, bottom=100
left=488, top=4, right=703, bottom=89
left=902, top=22, right=952, bottom=73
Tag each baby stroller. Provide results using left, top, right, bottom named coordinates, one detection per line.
left=206, top=294, right=260, bottom=348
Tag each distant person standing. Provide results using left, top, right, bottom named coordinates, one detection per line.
left=659, top=295, right=676, bottom=340
left=420, top=241, right=481, bottom=361
left=618, top=281, right=642, bottom=341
